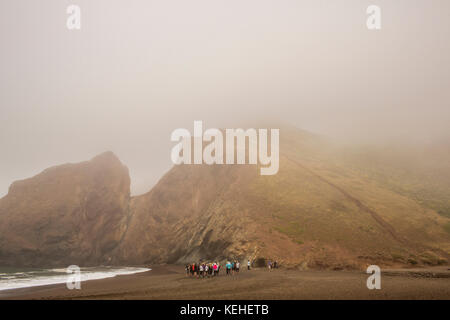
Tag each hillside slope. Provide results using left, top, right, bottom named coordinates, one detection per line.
left=113, top=128, right=450, bottom=269
left=0, top=152, right=130, bottom=267
left=0, top=129, right=449, bottom=269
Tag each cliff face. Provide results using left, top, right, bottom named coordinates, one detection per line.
left=112, top=164, right=258, bottom=265
left=0, top=129, right=449, bottom=269
left=113, top=128, right=449, bottom=269
left=0, top=152, right=130, bottom=267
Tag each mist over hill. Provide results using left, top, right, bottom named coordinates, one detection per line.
left=0, top=128, right=449, bottom=269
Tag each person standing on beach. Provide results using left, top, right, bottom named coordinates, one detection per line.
left=199, top=263, right=204, bottom=278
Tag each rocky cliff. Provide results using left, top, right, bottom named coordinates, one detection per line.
left=0, top=152, right=130, bottom=267
left=1, top=129, right=449, bottom=269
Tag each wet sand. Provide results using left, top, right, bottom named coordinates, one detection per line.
left=1, top=265, right=449, bottom=300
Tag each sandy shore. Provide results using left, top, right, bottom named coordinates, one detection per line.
left=1, top=265, right=449, bottom=300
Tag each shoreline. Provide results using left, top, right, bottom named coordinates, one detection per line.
left=1, top=265, right=449, bottom=300
left=0, top=266, right=152, bottom=296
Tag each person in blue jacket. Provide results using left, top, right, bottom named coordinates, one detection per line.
left=226, top=261, right=232, bottom=275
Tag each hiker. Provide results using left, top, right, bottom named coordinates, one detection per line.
left=226, top=261, right=232, bottom=275
left=213, top=263, right=218, bottom=276
left=217, top=262, right=221, bottom=276
left=185, top=264, right=190, bottom=277
left=268, top=260, right=272, bottom=271
left=236, top=261, right=240, bottom=274
left=231, top=261, right=235, bottom=275
left=247, top=259, right=251, bottom=270
left=199, top=263, right=204, bottom=278
left=191, top=263, right=195, bottom=277
left=208, top=263, right=213, bottom=277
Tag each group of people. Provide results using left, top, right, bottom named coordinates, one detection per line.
left=267, top=260, right=279, bottom=271
left=185, top=260, right=253, bottom=278
left=186, top=262, right=221, bottom=278
left=185, top=259, right=278, bottom=277
left=225, top=260, right=240, bottom=275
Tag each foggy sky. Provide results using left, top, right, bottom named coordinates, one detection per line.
left=1, top=0, right=449, bottom=197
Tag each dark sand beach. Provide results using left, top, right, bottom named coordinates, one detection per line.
left=1, top=265, right=449, bottom=300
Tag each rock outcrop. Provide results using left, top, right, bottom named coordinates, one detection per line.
left=0, top=129, right=449, bottom=269
left=0, top=152, right=130, bottom=267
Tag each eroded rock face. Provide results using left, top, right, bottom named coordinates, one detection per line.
left=113, top=129, right=450, bottom=269
left=112, top=164, right=257, bottom=265
left=1, top=130, right=449, bottom=269
left=0, top=151, right=130, bottom=267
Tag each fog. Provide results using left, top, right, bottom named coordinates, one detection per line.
left=1, top=0, right=449, bottom=196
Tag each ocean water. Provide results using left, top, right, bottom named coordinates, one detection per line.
left=0, top=266, right=150, bottom=291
